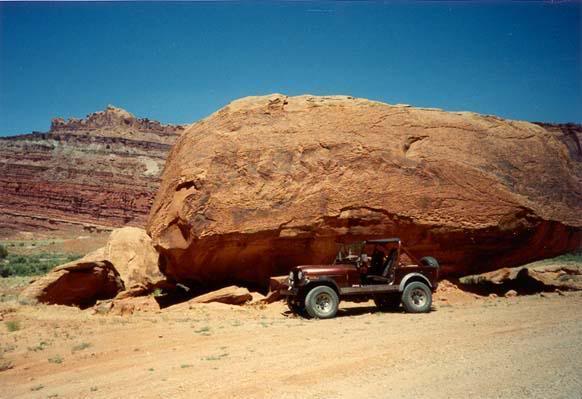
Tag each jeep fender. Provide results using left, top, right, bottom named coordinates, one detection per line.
left=302, top=277, right=341, bottom=296
left=398, top=273, right=432, bottom=292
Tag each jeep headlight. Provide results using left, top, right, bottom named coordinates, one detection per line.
left=297, top=270, right=303, bottom=280
left=289, top=271, right=294, bottom=281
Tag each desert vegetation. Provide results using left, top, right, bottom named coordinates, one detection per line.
left=0, top=252, right=81, bottom=277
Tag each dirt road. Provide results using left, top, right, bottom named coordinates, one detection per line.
left=1, top=292, right=581, bottom=399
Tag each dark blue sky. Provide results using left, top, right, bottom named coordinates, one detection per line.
left=0, top=1, right=580, bottom=136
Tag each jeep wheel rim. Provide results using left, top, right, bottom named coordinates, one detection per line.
left=315, top=293, right=333, bottom=314
left=410, top=288, right=427, bottom=308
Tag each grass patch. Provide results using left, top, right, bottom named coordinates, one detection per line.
left=194, top=326, right=211, bottom=335
left=202, top=353, right=228, bottom=361
left=90, top=386, right=98, bottom=392
left=0, top=253, right=82, bottom=277
left=71, top=342, right=91, bottom=352
left=180, top=364, right=193, bottom=368
left=28, top=341, right=49, bottom=352
left=1, top=343, right=16, bottom=354
left=48, top=355, right=63, bottom=364
left=5, top=320, right=20, bottom=332
left=30, top=384, right=44, bottom=391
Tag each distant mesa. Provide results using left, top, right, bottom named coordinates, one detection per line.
left=48, top=105, right=186, bottom=141
left=0, top=106, right=185, bottom=236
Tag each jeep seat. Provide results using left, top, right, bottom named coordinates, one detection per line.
left=367, top=249, right=396, bottom=283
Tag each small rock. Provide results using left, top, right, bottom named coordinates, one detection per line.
left=190, top=285, right=252, bottom=305
left=247, top=291, right=266, bottom=305
left=504, top=289, right=518, bottom=298
left=488, top=293, right=498, bottom=299
left=261, top=289, right=282, bottom=304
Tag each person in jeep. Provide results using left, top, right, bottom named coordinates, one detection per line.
left=280, top=238, right=439, bottom=319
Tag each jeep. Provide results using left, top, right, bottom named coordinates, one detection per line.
left=280, top=238, right=439, bottom=319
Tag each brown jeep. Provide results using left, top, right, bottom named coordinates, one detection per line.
left=280, top=238, right=439, bottom=319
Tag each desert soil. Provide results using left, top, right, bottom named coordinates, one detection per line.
left=1, top=291, right=581, bottom=399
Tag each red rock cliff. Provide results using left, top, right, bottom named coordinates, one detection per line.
left=0, top=106, right=184, bottom=236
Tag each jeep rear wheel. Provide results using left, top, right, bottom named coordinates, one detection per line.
left=401, top=281, right=432, bottom=313
left=374, top=294, right=400, bottom=311
left=304, top=286, right=339, bottom=319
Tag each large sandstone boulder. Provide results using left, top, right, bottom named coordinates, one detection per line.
left=21, top=227, right=162, bottom=306
left=20, top=248, right=124, bottom=308
left=147, top=94, right=581, bottom=288
left=105, top=227, right=163, bottom=289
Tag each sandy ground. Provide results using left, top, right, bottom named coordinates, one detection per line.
left=1, top=291, right=581, bottom=399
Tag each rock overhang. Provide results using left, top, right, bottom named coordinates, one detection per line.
left=146, top=94, right=582, bottom=288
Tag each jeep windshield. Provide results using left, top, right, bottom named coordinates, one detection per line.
left=333, top=241, right=365, bottom=264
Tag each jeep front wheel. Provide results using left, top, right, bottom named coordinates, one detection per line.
left=401, top=281, right=432, bottom=313
left=304, top=286, right=339, bottom=319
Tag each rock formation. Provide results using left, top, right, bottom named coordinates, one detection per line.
left=459, top=262, right=582, bottom=293
left=20, top=227, right=163, bottom=307
left=19, top=248, right=124, bottom=308
left=105, top=226, right=163, bottom=289
left=147, top=94, right=581, bottom=288
left=189, top=285, right=252, bottom=305
left=0, top=106, right=184, bottom=236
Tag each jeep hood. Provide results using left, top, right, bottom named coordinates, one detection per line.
left=294, top=264, right=354, bottom=276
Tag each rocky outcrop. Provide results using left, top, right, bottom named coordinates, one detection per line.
left=147, top=94, right=581, bottom=288
left=20, top=248, right=125, bottom=308
left=0, top=106, right=185, bottom=236
left=105, top=227, right=163, bottom=289
left=459, top=262, right=582, bottom=293
left=20, top=227, right=163, bottom=307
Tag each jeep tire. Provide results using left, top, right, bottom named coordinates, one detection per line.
left=401, top=281, right=432, bottom=313
left=374, top=294, right=401, bottom=311
left=304, top=285, right=339, bottom=319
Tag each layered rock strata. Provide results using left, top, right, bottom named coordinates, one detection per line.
left=0, top=106, right=184, bottom=235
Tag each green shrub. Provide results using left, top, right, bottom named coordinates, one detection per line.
left=0, top=253, right=82, bottom=277
left=5, top=320, right=20, bottom=332
left=48, top=355, right=63, bottom=364
left=71, top=342, right=91, bottom=352
left=0, top=245, right=7, bottom=260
